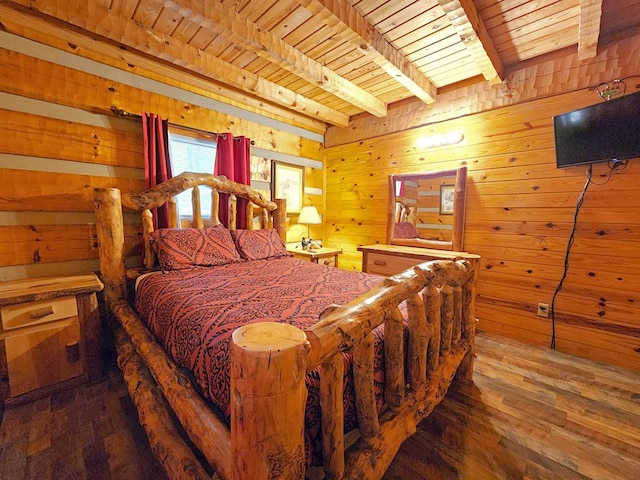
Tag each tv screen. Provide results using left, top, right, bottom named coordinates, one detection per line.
left=553, top=90, right=640, bottom=168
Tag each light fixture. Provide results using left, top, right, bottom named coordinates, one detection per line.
left=416, top=131, right=464, bottom=149
left=298, top=205, right=321, bottom=249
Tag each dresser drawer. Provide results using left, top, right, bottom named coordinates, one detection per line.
left=366, top=252, right=424, bottom=276
left=1, top=295, right=78, bottom=331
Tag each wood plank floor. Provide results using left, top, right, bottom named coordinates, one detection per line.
left=0, top=366, right=167, bottom=480
left=383, top=333, right=640, bottom=480
left=1, top=331, right=638, bottom=480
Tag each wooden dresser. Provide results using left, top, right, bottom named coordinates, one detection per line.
left=0, top=273, right=104, bottom=408
left=358, top=244, right=479, bottom=276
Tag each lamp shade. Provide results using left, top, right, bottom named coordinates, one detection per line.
left=298, top=205, right=321, bottom=225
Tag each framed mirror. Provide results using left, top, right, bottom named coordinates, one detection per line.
left=386, top=167, right=467, bottom=251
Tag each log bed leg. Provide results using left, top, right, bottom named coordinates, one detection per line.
left=455, top=262, right=478, bottom=385
left=231, top=322, right=310, bottom=480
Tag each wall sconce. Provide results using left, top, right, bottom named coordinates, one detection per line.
left=417, top=131, right=464, bottom=149
left=298, top=205, right=321, bottom=250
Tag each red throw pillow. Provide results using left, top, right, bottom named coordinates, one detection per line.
left=231, top=228, right=291, bottom=261
left=394, top=221, right=419, bottom=239
left=149, top=226, right=242, bottom=270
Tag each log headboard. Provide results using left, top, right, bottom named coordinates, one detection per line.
left=94, top=172, right=286, bottom=303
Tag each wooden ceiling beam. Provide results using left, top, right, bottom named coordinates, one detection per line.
left=297, top=0, right=437, bottom=105
left=437, top=0, right=504, bottom=85
left=161, top=0, right=387, bottom=118
left=578, top=0, right=603, bottom=60
left=4, top=0, right=349, bottom=127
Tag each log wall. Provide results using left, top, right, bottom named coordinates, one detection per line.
left=0, top=21, right=325, bottom=281
left=2, top=9, right=639, bottom=371
left=324, top=35, right=640, bottom=371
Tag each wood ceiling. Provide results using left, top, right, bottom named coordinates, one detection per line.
left=3, top=0, right=640, bottom=128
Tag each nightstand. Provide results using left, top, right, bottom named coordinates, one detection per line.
left=0, top=273, right=104, bottom=408
left=288, top=246, right=342, bottom=267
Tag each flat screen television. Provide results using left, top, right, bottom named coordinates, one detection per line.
left=553, top=90, right=640, bottom=168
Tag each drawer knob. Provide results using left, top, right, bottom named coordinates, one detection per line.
left=66, top=341, right=80, bottom=363
left=373, top=260, right=386, bottom=266
left=30, top=305, right=54, bottom=319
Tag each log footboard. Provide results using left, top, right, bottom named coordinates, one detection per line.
left=230, top=259, right=477, bottom=480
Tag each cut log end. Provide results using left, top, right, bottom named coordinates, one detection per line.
left=232, top=321, right=308, bottom=353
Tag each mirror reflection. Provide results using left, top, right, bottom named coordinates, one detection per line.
left=387, top=167, right=467, bottom=251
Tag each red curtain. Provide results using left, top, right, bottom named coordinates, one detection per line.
left=214, top=133, right=251, bottom=229
left=142, top=113, right=173, bottom=229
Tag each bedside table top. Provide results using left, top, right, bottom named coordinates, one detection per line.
left=287, top=246, right=342, bottom=259
left=0, top=273, right=104, bottom=307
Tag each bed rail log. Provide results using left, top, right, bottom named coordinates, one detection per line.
left=231, top=259, right=477, bottom=480
left=114, top=327, right=211, bottom=480
left=112, top=299, right=233, bottom=479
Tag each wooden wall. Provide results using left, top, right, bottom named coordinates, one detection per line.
left=325, top=37, right=640, bottom=371
left=0, top=22, right=325, bottom=282
left=3, top=9, right=639, bottom=372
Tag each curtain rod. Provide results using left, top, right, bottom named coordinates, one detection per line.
left=111, top=107, right=255, bottom=144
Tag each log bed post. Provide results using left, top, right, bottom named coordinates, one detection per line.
left=273, top=199, right=287, bottom=242
left=94, top=188, right=127, bottom=304
left=231, top=322, right=309, bottom=480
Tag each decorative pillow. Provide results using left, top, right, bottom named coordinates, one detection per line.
left=394, top=221, right=419, bottom=239
left=231, top=228, right=291, bottom=261
left=149, top=226, right=242, bottom=270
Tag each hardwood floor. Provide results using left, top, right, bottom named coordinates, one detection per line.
left=0, top=367, right=167, bottom=480
left=1, top=332, right=638, bottom=480
left=383, top=333, right=640, bottom=480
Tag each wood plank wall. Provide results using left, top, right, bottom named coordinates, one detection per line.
left=0, top=23, right=325, bottom=282
left=325, top=36, right=640, bottom=371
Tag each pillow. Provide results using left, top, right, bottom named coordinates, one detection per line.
left=149, top=226, right=242, bottom=270
left=231, top=228, right=291, bottom=261
left=394, top=221, right=419, bottom=239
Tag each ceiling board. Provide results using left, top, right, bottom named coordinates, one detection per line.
left=4, top=0, right=638, bottom=127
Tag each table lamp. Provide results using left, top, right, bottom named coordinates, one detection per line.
left=298, top=205, right=321, bottom=249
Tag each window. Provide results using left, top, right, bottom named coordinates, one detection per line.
left=168, top=132, right=217, bottom=219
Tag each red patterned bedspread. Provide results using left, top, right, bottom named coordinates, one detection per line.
left=135, top=256, right=386, bottom=466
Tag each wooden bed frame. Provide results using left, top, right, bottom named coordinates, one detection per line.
left=93, top=172, right=478, bottom=480
left=394, top=196, right=416, bottom=225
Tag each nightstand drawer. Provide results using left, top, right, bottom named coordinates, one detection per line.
left=0, top=295, right=78, bottom=330
left=1, top=295, right=78, bottom=331
left=320, top=256, right=336, bottom=267
left=5, top=317, right=83, bottom=397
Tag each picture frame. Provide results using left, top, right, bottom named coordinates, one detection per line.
left=439, top=184, right=455, bottom=215
left=272, top=162, right=304, bottom=214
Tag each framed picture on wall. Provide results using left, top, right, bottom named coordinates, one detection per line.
left=272, top=162, right=304, bottom=214
left=440, top=185, right=455, bottom=215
